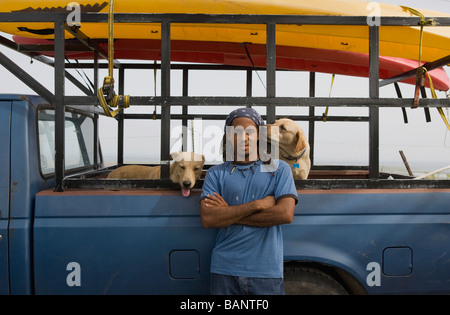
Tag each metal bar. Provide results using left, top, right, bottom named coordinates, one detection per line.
left=399, top=150, right=414, bottom=177
left=93, top=113, right=99, bottom=168
left=0, top=34, right=54, bottom=66
left=64, top=95, right=450, bottom=107
left=93, top=51, right=99, bottom=91
left=63, top=177, right=450, bottom=190
left=3, top=13, right=450, bottom=26
left=122, top=113, right=368, bottom=122
left=0, top=34, right=93, bottom=96
left=420, top=86, right=432, bottom=123
left=246, top=69, right=252, bottom=107
left=380, top=54, right=450, bottom=87
left=71, top=113, right=90, bottom=166
left=160, top=21, right=171, bottom=178
left=394, top=82, right=409, bottom=124
left=64, top=66, right=94, bottom=96
left=0, top=50, right=54, bottom=103
left=64, top=24, right=121, bottom=68
left=69, top=63, right=264, bottom=71
left=182, top=69, right=188, bottom=151
left=295, top=179, right=450, bottom=190
left=54, top=18, right=66, bottom=192
left=117, top=67, right=125, bottom=165
left=308, top=72, right=316, bottom=168
left=17, top=44, right=94, bottom=52
left=82, top=52, right=99, bottom=168
left=64, top=25, right=107, bottom=59
left=369, top=26, right=380, bottom=180
left=266, top=22, right=276, bottom=123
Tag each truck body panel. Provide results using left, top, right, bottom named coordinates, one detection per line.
left=32, top=188, right=450, bottom=295
left=33, top=190, right=217, bottom=294
left=283, top=189, right=450, bottom=294
left=0, top=100, right=11, bottom=295
left=5, top=97, right=51, bottom=294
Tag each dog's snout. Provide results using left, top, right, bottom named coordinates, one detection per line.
left=183, top=180, right=191, bottom=188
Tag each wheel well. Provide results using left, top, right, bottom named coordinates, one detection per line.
left=284, top=261, right=367, bottom=295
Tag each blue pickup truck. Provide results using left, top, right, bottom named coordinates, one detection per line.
left=1, top=94, right=450, bottom=295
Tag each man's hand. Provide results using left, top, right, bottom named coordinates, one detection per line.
left=205, top=193, right=276, bottom=210
left=200, top=192, right=266, bottom=228
left=204, top=192, right=229, bottom=207
left=237, top=197, right=295, bottom=227
left=200, top=192, right=293, bottom=228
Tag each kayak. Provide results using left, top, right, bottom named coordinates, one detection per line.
left=0, top=0, right=449, bottom=62
left=12, top=35, right=450, bottom=91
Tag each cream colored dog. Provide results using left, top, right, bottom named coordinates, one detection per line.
left=107, top=152, right=205, bottom=197
left=264, top=118, right=311, bottom=179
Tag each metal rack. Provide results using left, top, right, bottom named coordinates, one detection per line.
left=1, top=12, right=450, bottom=191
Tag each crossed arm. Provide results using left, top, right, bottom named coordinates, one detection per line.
left=200, top=192, right=295, bottom=228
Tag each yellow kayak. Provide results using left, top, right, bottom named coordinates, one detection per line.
left=0, top=0, right=449, bottom=62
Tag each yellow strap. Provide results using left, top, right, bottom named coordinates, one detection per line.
left=97, top=84, right=130, bottom=118
left=401, top=6, right=434, bottom=66
left=422, top=69, right=450, bottom=132
left=322, top=74, right=335, bottom=122
left=97, top=0, right=130, bottom=118
left=437, top=107, right=450, bottom=132
left=108, top=0, right=114, bottom=77
left=153, top=60, right=157, bottom=120
left=400, top=7, right=450, bottom=131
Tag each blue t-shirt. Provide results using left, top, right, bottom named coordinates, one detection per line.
left=200, top=159, right=298, bottom=278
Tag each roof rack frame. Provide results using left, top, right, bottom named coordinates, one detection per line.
left=0, top=12, right=449, bottom=191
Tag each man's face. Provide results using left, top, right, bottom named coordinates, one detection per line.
left=230, top=117, right=259, bottom=161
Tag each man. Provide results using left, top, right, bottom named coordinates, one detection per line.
left=200, top=107, right=298, bottom=295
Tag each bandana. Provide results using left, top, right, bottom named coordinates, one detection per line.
left=224, top=107, right=265, bottom=132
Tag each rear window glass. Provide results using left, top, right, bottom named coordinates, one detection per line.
left=38, top=108, right=95, bottom=176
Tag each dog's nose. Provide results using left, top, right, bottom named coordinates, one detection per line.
left=183, top=180, right=191, bottom=188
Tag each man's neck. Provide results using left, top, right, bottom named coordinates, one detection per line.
left=234, top=154, right=259, bottom=164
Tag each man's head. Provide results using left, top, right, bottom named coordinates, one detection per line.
left=223, top=108, right=265, bottom=162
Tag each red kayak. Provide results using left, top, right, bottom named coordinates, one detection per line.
left=13, top=36, right=450, bottom=91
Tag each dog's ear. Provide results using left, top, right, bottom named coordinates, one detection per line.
left=295, top=131, right=306, bottom=153
left=170, top=151, right=182, bottom=162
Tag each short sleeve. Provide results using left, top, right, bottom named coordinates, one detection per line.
left=274, top=161, right=298, bottom=204
left=200, top=166, right=221, bottom=201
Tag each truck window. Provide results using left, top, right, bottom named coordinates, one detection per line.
left=38, top=108, right=95, bottom=176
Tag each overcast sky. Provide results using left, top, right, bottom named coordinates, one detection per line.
left=0, top=0, right=449, bottom=175
left=377, top=0, right=450, bottom=12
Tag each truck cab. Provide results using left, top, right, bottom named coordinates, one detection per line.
left=0, top=95, right=218, bottom=294
left=0, top=95, right=50, bottom=294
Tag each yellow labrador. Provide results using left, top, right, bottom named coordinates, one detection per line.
left=264, top=118, right=311, bottom=179
left=107, top=152, right=205, bottom=197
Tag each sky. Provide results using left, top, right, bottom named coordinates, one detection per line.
left=0, top=0, right=449, bottom=176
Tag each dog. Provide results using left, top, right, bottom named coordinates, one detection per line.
left=263, top=118, right=311, bottom=179
left=107, top=152, right=205, bottom=197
